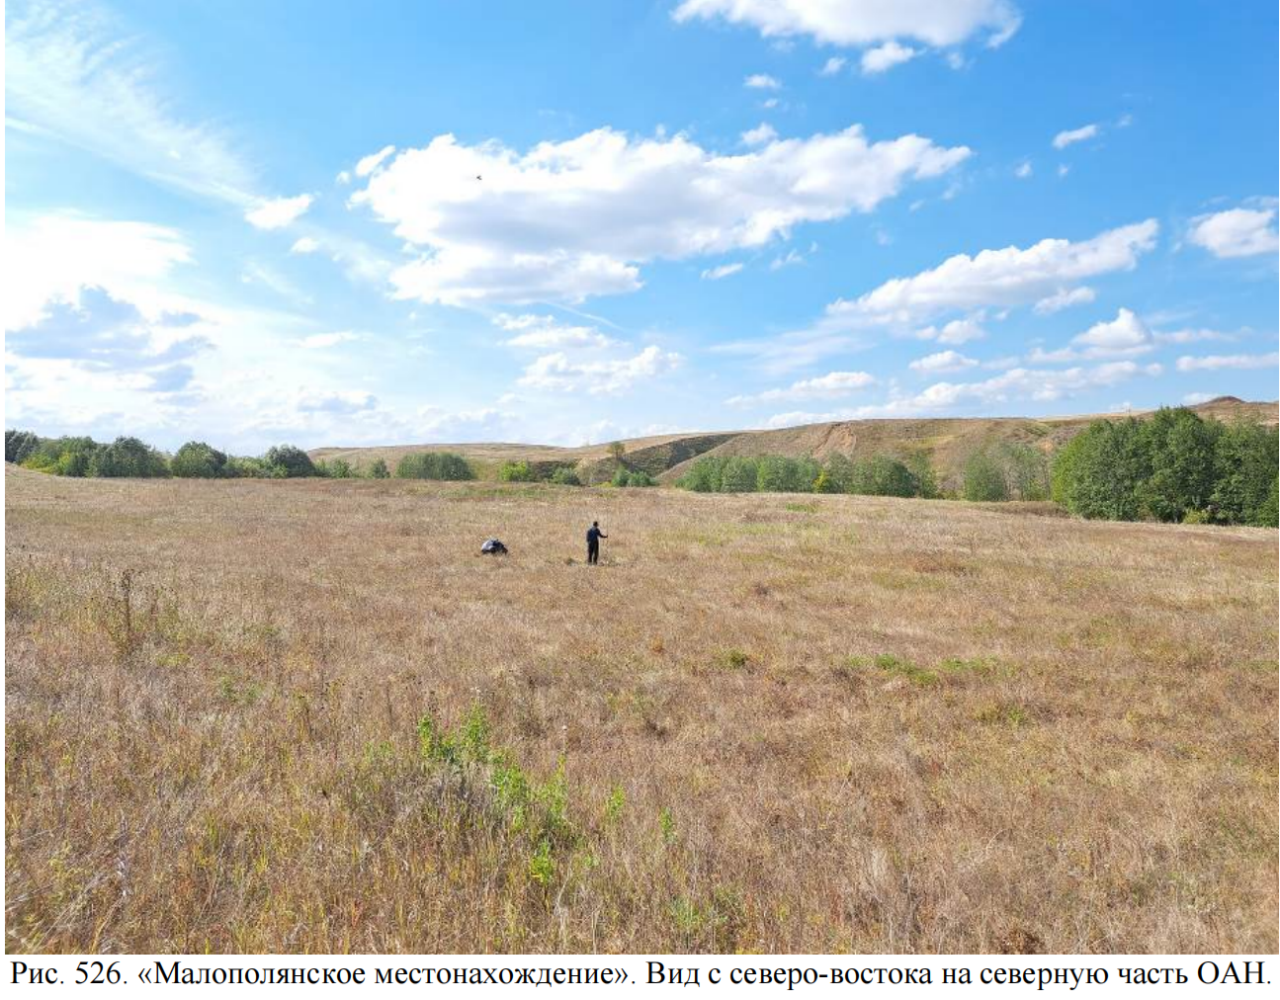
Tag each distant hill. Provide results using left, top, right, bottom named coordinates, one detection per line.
left=311, top=397, right=1278, bottom=487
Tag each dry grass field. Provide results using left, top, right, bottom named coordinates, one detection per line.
left=5, top=464, right=1277, bottom=954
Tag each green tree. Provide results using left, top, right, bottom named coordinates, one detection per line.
left=549, top=466, right=581, bottom=486
left=366, top=457, right=390, bottom=479
left=962, top=450, right=1008, bottom=501
left=5, top=430, right=40, bottom=465
left=171, top=441, right=227, bottom=478
left=264, top=444, right=316, bottom=478
left=1137, top=408, right=1220, bottom=521
left=849, top=455, right=918, bottom=497
left=719, top=456, right=760, bottom=493
left=1210, top=421, right=1279, bottom=525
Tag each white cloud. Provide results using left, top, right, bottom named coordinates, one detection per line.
left=770, top=248, right=807, bottom=270
left=727, top=370, right=876, bottom=406
left=5, top=2, right=256, bottom=205
left=289, top=236, right=320, bottom=255
left=4, top=214, right=193, bottom=329
left=744, top=73, right=781, bottom=90
left=914, top=317, right=987, bottom=344
left=244, top=194, right=314, bottom=230
left=493, top=313, right=616, bottom=349
left=518, top=345, right=681, bottom=395
left=355, top=144, right=396, bottom=177
left=911, top=361, right=1161, bottom=409
left=1027, top=308, right=1154, bottom=363
left=291, top=331, right=362, bottom=350
left=335, top=170, right=352, bottom=185
left=910, top=350, right=978, bottom=373
left=861, top=41, right=918, bottom=74
left=1152, top=327, right=1235, bottom=344
left=1057, top=164, right=1070, bottom=178
left=1182, top=391, right=1214, bottom=405
left=1034, top=286, right=1095, bottom=314
left=1176, top=352, right=1279, bottom=372
left=414, top=406, right=522, bottom=442
left=295, top=389, right=377, bottom=414
left=702, top=262, right=745, bottom=281
left=1187, top=204, right=1280, bottom=258
left=741, top=122, right=778, bottom=146
left=353, top=125, right=970, bottom=306
left=673, top=0, right=1022, bottom=50
left=820, top=56, right=847, bottom=75
left=1052, top=124, right=1098, bottom=149
left=827, top=219, right=1158, bottom=326
left=1014, top=160, right=1033, bottom=179
left=1071, top=307, right=1152, bottom=355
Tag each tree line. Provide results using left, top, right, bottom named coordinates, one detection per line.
left=4, top=431, right=478, bottom=482
left=8, top=407, right=1275, bottom=526
left=1050, top=408, right=1277, bottom=526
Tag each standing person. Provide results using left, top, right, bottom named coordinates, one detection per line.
left=586, top=520, right=607, bottom=565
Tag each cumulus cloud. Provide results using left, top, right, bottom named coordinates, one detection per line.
left=1014, top=160, right=1033, bottom=179
left=1187, top=204, right=1280, bottom=258
left=1034, top=286, right=1095, bottom=314
left=352, top=125, right=970, bottom=306
left=1176, top=352, right=1279, bottom=372
left=244, top=194, right=314, bottom=230
left=493, top=313, right=616, bottom=349
left=5, top=286, right=209, bottom=388
left=820, top=56, right=847, bottom=75
left=744, top=73, right=781, bottom=89
left=909, top=350, right=978, bottom=373
left=913, top=317, right=986, bottom=344
left=673, top=0, right=1022, bottom=50
left=355, top=144, right=396, bottom=177
left=290, top=237, right=320, bottom=255
left=518, top=345, right=681, bottom=395
left=1027, top=308, right=1154, bottom=363
left=702, top=262, right=745, bottom=281
left=726, top=370, right=875, bottom=406
left=4, top=214, right=193, bottom=329
left=741, top=122, right=778, bottom=146
left=826, top=219, right=1158, bottom=326
left=861, top=41, right=918, bottom=74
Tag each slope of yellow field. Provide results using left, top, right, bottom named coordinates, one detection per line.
left=6, top=465, right=1277, bottom=953
left=310, top=397, right=1278, bottom=486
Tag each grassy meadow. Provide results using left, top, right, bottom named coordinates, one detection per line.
left=5, top=464, right=1277, bottom=953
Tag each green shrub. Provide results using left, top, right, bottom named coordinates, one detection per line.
left=962, top=450, right=1009, bottom=502
left=497, top=460, right=535, bottom=483
left=848, top=455, right=918, bottom=498
left=264, top=444, right=316, bottom=478
left=398, top=452, right=476, bottom=480
left=366, top=457, right=390, bottom=479
left=549, top=466, right=582, bottom=486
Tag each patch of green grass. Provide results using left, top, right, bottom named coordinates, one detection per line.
left=975, top=701, right=1030, bottom=727
left=846, top=654, right=939, bottom=686
left=785, top=502, right=819, bottom=514
left=939, top=656, right=1002, bottom=677
left=716, top=648, right=751, bottom=670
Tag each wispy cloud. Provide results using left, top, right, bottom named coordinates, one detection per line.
left=5, top=0, right=257, bottom=205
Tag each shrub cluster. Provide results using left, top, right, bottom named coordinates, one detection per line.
left=1051, top=408, right=1278, bottom=526
left=396, top=451, right=475, bottom=480
left=611, top=467, right=656, bottom=487
left=962, top=442, right=1049, bottom=502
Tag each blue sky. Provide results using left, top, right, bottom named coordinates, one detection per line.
left=5, top=0, right=1278, bottom=452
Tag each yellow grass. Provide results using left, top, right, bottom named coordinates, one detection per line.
left=5, top=465, right=1277, bottom=954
